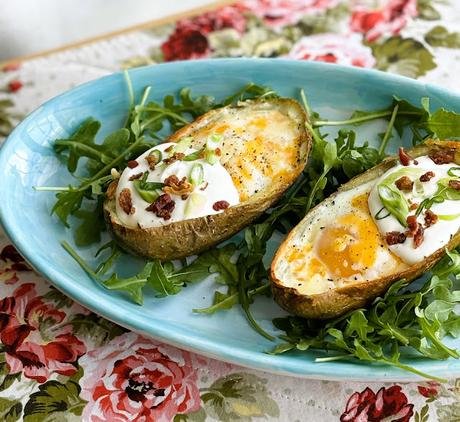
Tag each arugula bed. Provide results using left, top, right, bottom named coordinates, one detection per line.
left=34, top=70, right=460, bottom=381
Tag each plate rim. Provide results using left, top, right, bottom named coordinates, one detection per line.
left=1, top=58, right=459, bottom=382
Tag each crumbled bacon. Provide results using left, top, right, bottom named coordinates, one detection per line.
left=429, top=149, right=455, bottom=165
left=409, top=202, right=418, bottom=211
left=106, top=180, right=118, bottom=200
left=414, top=224, right=424, bottom=248
left=118, top=188, right=135, bottom=215
left=399, top=147, right=417, bottom=166
left=165, top=145, right=174, bottom=153
left=385, top=231, right=406, bottom=245
left=405, top=215, right=424, bottom=248
left=424, top=210, right=438, bottom=227
left=127, top=160, right=139, bottom=169
left=181, top=194, right=189, bottom=200
left=146, top=155, right=159, bottom=170
left=213, top=200, right=230, bottom=211
left=163, top=152, right=185, bottom=165
left=395, top=176, right=413, bottom=191
left=146, top=194, right=175, bottom=220
left=419, top=171, right=435, bottom=182
left=448, top=180, right=460, bottom=190
left=162, top=175, right=193, bottom=196
left=405, top=215, right=419, bottom=238
left=128, top=172, right=143, bottom=181
left=215, top=147, right=222, bottom=157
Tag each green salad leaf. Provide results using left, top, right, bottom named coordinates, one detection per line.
left=270, top=249, right=460, bottom=382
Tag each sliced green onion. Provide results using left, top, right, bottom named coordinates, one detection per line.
left=173, top=137, right=192, bottom=153
left=183, top=148, right=204, bottom=161
left=375, top=207, right=391, bottom=220
left=437, top=212, right=460, bottom=221
left=206, top=134, right=222, bottom=151
left=133, top=172, right=164, bottom=203
left=190, top=163, right=204, bottom=186
left=205, top=149, right=219, bottom=165
left=148, top=149, right=162, bottom=164
left=447, top=167, right=460, bottom=178
left=378, top=184, right=409, bottom=227
left=438, top=213, right=460, bottom=221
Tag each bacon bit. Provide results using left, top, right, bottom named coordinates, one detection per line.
left=146, top=194, right=175, bottom=220
left=181, top=194, right=189, bottom=200
left=399, top=147, right=417, bottom=166
left=145, top=155, right=158, bottom=170
left=8, top=80, right=23, bottom=93
left=128, top=172, right=143, bottom=181
left=395, top=176, right=413, bottom=191
left=409, top=202, right=419, bottom=211
left=106, top=180, right=118, bottom=200
left=448, top=180, right=460, bottom=190
left=405, top=215, right=419, bottom=238
left=429, top=149, right=455, bottom=165
left=200, top=181, right=209, bottom=191
left=163, top=152, right=185, bottom=165
left=127, top=160, right=139, bottom=169
left=424, top=210, right=438, bottom=227
left=405, top=215, right=424, bottom=248
left=419, top=171, right=435, bottom=182
left=165, top=145, right=174, bottom=153
left=215, top=147, right=222, bottom=157
left=414, top=224, right=424, bottom=248
left=118, top=188, right=135, bottom=215
left=213, top=200, right=230, bottom=211
left=386, top=231, right=406, bottom=245
left=162, top=175, right=193, bottom=196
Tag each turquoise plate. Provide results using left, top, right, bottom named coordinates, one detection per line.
left=1, top=59, right=459, bottom=381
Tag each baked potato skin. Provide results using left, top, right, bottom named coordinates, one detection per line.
left=104, top=98, right=311, bottom=260
left=271, top=140, right=460, bottom=320
left=104, top=182, right=285, bottom=260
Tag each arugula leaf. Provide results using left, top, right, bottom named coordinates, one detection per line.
left=271, top=249, right=460, bottom=381
left=73, top=199, right=106, bottom=247
left=427, top=108, right=460, bottom=139
left=54, top=119, right=103, bottom=174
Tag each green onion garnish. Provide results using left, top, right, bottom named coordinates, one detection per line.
left=190, top=163, right=204, bottom=186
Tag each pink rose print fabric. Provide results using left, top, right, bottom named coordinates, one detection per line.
left=79, top=333, right=200, bottom=422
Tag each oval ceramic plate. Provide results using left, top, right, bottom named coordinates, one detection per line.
left=1, top=59, right=459, bottom=381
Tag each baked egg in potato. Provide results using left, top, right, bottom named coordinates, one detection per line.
left=104, top=98, right=311, bottom=260
left=271, top=140, right=460, bottom=319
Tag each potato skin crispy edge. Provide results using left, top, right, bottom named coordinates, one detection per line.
left=104, top=98, right=311, bottom=260
left=271, top=140, right=460, bottom=319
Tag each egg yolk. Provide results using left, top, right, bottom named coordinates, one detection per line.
left=315, top=194, right=381, bottom=279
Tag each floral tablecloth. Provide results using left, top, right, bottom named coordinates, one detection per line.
left=1, top=1, right=460, bottom=421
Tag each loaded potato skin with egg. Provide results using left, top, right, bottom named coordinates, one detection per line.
left=271, top=140, right=460, bottom=319
left=104, top=98, right=311, bottom=260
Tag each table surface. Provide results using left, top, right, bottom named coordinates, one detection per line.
left=1, top=1, right=460, bottom=421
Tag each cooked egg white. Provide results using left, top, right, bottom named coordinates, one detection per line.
left=275, top=181, right=408, bottom=295
left=174, top=104, right=305, bottom=201
left=369, top=156, right=460, bottom=265
left=115, top=142, right=239, bottom=229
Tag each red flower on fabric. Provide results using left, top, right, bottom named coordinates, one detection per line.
left=341, top=386, right=414, bottom=422
left=418, top=381, right=441, bottom=399
left=288, top=33, right=376, bottom=68
left=161, top=6, right=246, bottom=61
left=8, top=80, right=23, bottom=93
left=0, top=283, right=85, bottom=383
left=238, top=0, right=340, bottom=28
left=350, top=0, right=417, bottom=42
left=0, top=245, right=30, bottom=284
left=80, top=333, right=200, bottom=422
